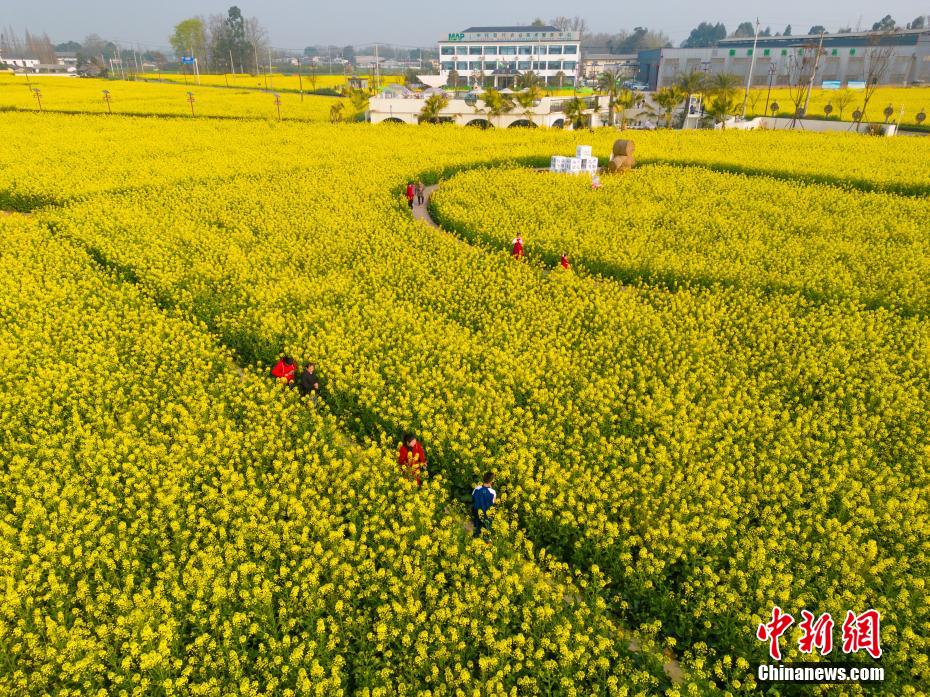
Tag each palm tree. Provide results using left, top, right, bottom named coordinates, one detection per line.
left=513, top=85, right=543, bottom=127
left=516, top=70, right=542, bottom=90
left=707, top=73, right=741, bottom=106
left=653, top=86, right=685, bottom=127
left=419, top=93, right=449, bottom=124
left=597, top=68, right=624, bottom=126
left=705, top=94, right=736, bottom=128
left=482, top=88, right=514, bottom=128
left=676, top=71, right=705, bottom=117
left=562, top=96, right=586, bottom=129
left=555, top=71, right=567, bottom=89
left=615, top=89, right=636, bottom=128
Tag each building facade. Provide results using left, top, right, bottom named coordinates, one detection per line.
left=638, top=28, right=930, bottom=90
left=438, top=26, right=580, bottom=88
left=581, top=53, right=639, bottom=79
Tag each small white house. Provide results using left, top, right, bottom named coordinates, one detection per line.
left=0, top=55, right=40, bottom=69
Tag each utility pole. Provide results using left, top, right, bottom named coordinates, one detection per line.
left=374, top=42, right=380, bottom=91
left=230, top=48, right=235, bottom=76
left=741, top=18, right=761, bottom=118
left=802, top=31, right=825, bottom=116
left=297, top=55, right=304, bottom=100
left=253, top=42, right=260, bottom=79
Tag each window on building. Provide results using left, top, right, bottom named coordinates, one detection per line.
left=563, top=45, right=578, bottom=54
left=831, top=48, right=838, bottom=56
left=747, top=49, right=753, bottom=56
left=763, top=48, right=770, bottom=56
left=519, top=46, right=532, bottom=54
left=549, top=45, right=563, bottom=54
left=469, top=46, right=481, bottom=55
left=484, top=61, right=497, bottom=70
left=456, top=62, right=467, bottom=70
left=441, top=61, right=454, bottom=70
left=548, top=61, right=561, bottom=70
left=484, top=46, right=498, bottom=55
left=850, top=48, right=856, bottom=55
left=781, top=49, right=788, bottom=56
left=500, top=46, right=517, bottom=55
left=533, top=61, right=543, bottom=70
left=441, top=47, right=454, bottom=55
left=562, top=61, right=577, bottom=70
left=469, top=61, right=482, bottom=70
left=729, top=49, right=736, bottom=56
left=518, top=61, right=532, bottom=70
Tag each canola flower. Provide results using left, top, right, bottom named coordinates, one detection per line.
left=0, top=75, right=340, bottom=122
left=0, top=214, right=668, bottom=695
left=744, top=85, right=930, bottom=126
left=139, top=72, right=404, bottom=92
left=431, top=165, right=930, bottom=315
left=2, top=105, right=929, bottom=693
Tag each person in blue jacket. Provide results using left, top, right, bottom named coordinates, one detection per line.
left=471, top=472, right=497, bottom=538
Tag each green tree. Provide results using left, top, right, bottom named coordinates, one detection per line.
left=808, top=25, right=827, bottom=35
left=682, top=22, right=726, bottom=48
left=169, top=18, right=207, bottom=66
left=516, top=70, right=542, bottom=90
left=562, top=96, right=586, bottom=129
left=329, top=102, right=344, bottom=123
left=706, top=94, right=736, bottom=127
left=677, top=71, right=705, bottom=116
left=909, top=16, right=926, bottom=29
left=418, top=93, right=449, bottom=123
left=732, top=22, right=755, bottom=38
left=481, top=88, right=514, bottom=128
left=347, top=87, right=369, bottom=118
left=654, top=86, right=685, bottom=127
left=597, top=68, right=624, bottom=125
left=872, top=15, right=896, bottom=31
left=513, top=85, right=543, bottom=126
left=782, top=25, right=792, bottom=36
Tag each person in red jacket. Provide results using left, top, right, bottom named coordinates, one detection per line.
left=560, top=253, right=570, bottom=270
left=511, top=236, right=524, bottom=260
left=271, top=355, right=297, bottom=383
left=398, top=432, right=427, bottom=486
left=405, top=182, right=415, bottom=209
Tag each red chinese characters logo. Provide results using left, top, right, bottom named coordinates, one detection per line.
left=757, top=606, right=795, bottom=661
left=757, top=608, right=882, bottom=660
left=842, top=609, right=882, bottom=659
left=798, top=610, right=834, bottom=655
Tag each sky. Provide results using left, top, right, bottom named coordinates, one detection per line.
left=4, top=0, right=929, bottom=51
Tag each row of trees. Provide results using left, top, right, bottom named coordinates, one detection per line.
left=168, top=6, right=268, bottom=73
left=681, top=15, right=928, bottom=47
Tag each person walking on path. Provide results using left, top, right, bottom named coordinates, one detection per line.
left=471, top=472, right=497, bottom=538
left=560, top=253, right=570, bottom=270
left=398, top=433, right=427, bottom=487
left=511, top=236, right=524, bottom=260
left=299, top=362, right=322, bottom=402
left=415, top=180, right=425, bottom=205
left=271, top=355, right=297, bottom=384
left=405, top=182, right=415, bottom=209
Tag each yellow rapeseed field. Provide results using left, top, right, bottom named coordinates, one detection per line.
left=1, top=94, right=929, bottom=694
left=0, top=75, right=340, bottom=121
left=745, top=85, right=930, bottom=125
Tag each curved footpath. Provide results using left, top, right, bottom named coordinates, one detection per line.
left=409, top=179, right=682, bottom=685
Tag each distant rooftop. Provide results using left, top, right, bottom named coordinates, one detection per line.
left=462, top=26, right=560, bottom=33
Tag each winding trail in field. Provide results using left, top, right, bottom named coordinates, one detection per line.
left=411, top=180, right=683, bottom=686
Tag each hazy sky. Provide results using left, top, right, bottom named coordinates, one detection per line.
left=4, top=0, right=928, bottom=50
